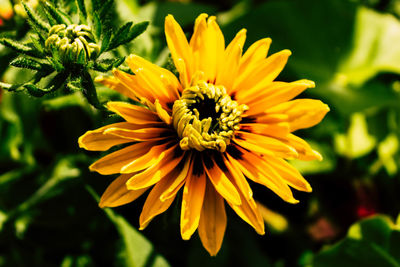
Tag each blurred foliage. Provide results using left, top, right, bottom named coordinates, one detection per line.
left=0, top=0, right=400, bottom=266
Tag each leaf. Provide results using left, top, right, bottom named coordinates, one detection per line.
left=107, top=21, right=149, bottom=51
left=337, top=7, right=400, bottom=86
left=92, top=11, right=102, bottom=42
left=334, top=113, right=376, bottom=158
left=0, top=38, right=39, bottom=57
left=10, top=57, right=52, bottom=71
left=76, top=0, right=87, bottom=24
left=86, top=186, right=171, bottom=267
left=314, top=215, right=400, bottom=267
left=43, top=1, right=72, bottom=25
left=92, top=57, right=125, bottom=72
left=21, top=1, right=50, bottom=32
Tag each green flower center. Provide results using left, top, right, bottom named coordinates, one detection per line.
left=172, top=81, right=248, bottom=152
left=45, top=24, right=100, bottom=64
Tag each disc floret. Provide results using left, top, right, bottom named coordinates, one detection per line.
left=172, top=81, right=248, bottom=152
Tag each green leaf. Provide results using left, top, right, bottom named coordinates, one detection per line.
left=76, top=0, right=87, bottom=24
left=334, top=113, right=376, bottom=158
left=99, top=0, right=114, bottom=20
left=92, top=57, right=125, bottom=72
left=80, top=70, right=104, bottom=109
left=92, top=11, right=102, bottom=42
left=314, top=215, right=400, bottom=267
left=0, top=38, right=39, bottom=57
left=107, top=21, right=149, bottom=51
left=10, top=57, right=52, bottom=71
left=100, top=30, right=112, bottom=53
left=337, top=7, right=400, bottom=86
left=22, top=1, right=50, bottom=33
left=86, top=186, right=171, bottom=267
left=43, top=1, right=72, bottom=25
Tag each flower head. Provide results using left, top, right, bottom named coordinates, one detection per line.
left=79, top=14, right=329, bottom=256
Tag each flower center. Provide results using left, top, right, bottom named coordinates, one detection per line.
left=45, top=24, right=100, bottom=64
left=172, top=81, right=248, bottom=152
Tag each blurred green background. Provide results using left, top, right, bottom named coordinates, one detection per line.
left=1, top=0, right=400, bottom=266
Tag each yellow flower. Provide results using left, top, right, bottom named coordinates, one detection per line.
left=79, top=14, right=329, bottom=256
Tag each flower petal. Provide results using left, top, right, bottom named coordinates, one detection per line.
left=263, top=156, right=312, bottom=192
left=233, top=50, right=291, bottom=95
left=78, top=122, right=134, bottom=151
left=139, top=172, right=180, bottom=230
left=180, top=161, right=206, bottom=240
left=95, top=76, right=137, bottom=100
left=238, top=38, right=271, bottom=74
left=198, top=180, right=227, bottom=256
left=165, top=14, right=193, bottom=83
left=106, top=101, right=162, bottom=125
left=89, top=141, right=158, bottom=175
left=266, top=99, right=330, bottom=131
left=203, top=155, right=241, bottom=205
left=285, top=134, right=322, bottom=161
left=126, top=145, right=185, bottom=190
left=104, top=127, right=172, bottom=142
left=99, top=174, right=148, bottom=208
left=235, top=131, right=298, bottom=158
left=243, top=80, right=315, bottom=114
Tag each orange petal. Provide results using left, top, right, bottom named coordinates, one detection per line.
left=198, top=180, right=227, bottom=256
left=99, top=174, right=148, bottom=208
left=89, top=142, right=155, bottom=175
left=126, top=146, right=185, bottom=189
left=106, top=101, right=162, bottom=125
left=95, top=76, right=137, bottom=101
left=139, top=173, right=179, bottom=230
left=263, top=156, right=312, bottom=192
left=240, top=122, right=290, bottom=139
left=203, top=156, right=241, bottom=205
left=238, top=38, right=271, bottom=74
left=78, top=122, right=134, bottom=151
left=225, top=175, right=265, bottom=234
left=229, top=146, right=299, bottom=204
left=233, top=50, right=291, bottom=96
left=266, top=99, right=330, bottom=131
left=120, top=142, right=175, bottom=174
left=244, top=80, right=315, bottom=114
left=223, top=154, right=253, bottom=199
left=235, top=131, right=298, bottom=158
left=285, top=134, right=322, bottom=161
left=165, top=14, right=193, bottom=83
left=160, top=153, right=192, bottom=201
left=180, top=170, right=206, bottom=240
left=104, top=127, right=172, bottom=142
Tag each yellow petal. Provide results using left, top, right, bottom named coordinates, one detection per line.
left=240, top=122, right=290, bottom=139
left=198, top=180, right=227, bottom=256
left=165, top=14, right=193, bottom=83
left=235, top=131, right=298, bottom=158
left=120, top=142, right=175, bottom=174
left=104, top=127, right=172, bottom=142
left=99, top=174, right=148, bottom=208
left=78, top=122, right=133, bottom=151
left=203, top=156, right=241, bottom=205
left=233, top=49, right=291, bottom=95
left=216, top=36, right=242, bottom=91
left=95, top=76, right=137, bottom=101
left=139, top=173, right=179, bottom=230
left=263, top=156, right=312, bottom=192
left=286, top=134, right=322, bottom=161
left=89, top=142, right=154, bottom=175
left=106, top=101, right=162, bottom=125
left=180, top=170, right=206, bottom=240
left=238, top=38, right=271, bottom=74
left=266, top=99, right=330, bottom=132
left=160, top=153, right=192, bottom=201
left=244, top=80, right=315, bottom=114
left=126, top=146, right=185, bottom=190
left=229, top=147, right=299, bottom=204
left=223, top=154, right=253, bottom=200
left=225, top=175, right=265, bottom=234
left=112, top=68, right=156, bottom=103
